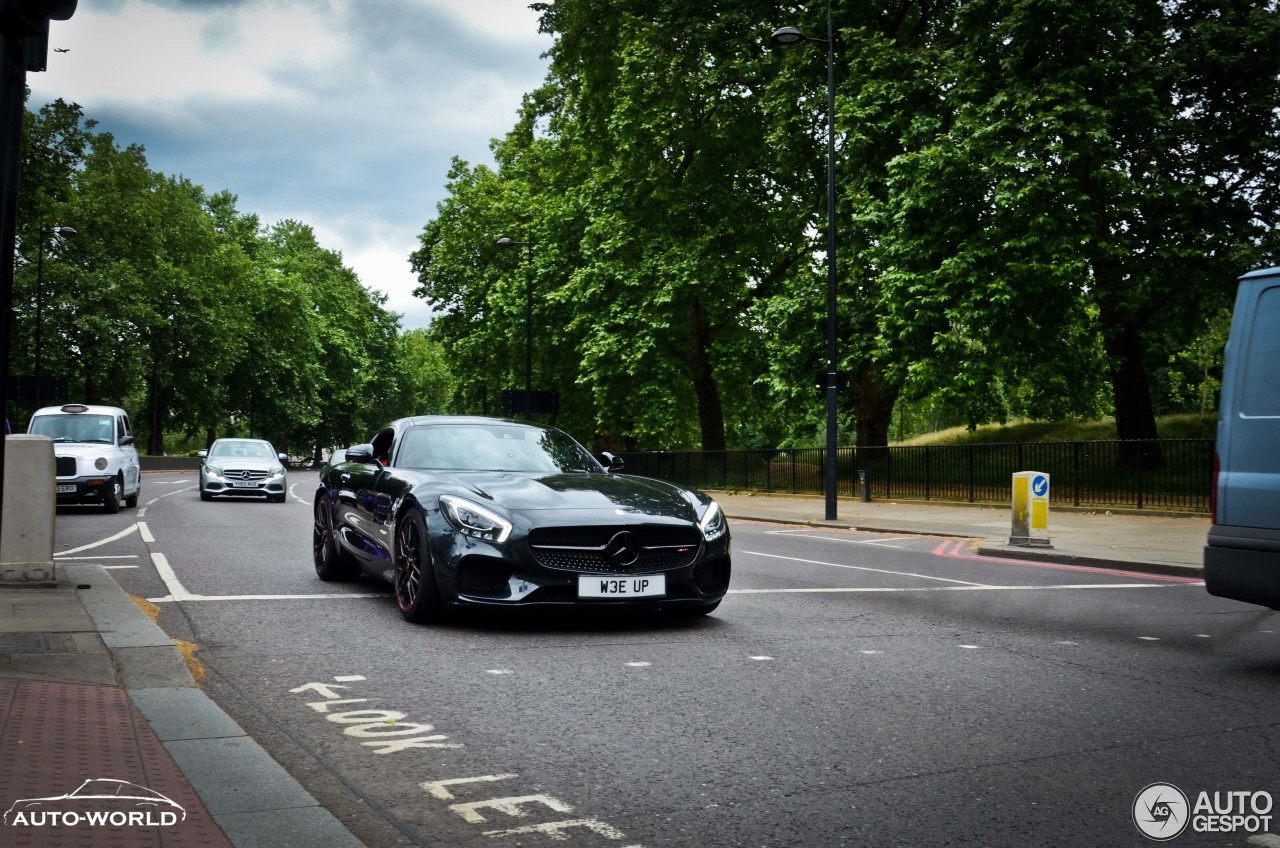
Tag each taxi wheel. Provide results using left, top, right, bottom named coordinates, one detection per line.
left=103, top=478, right=121, bottom=514
left=125, top=485, right=139, bottom=509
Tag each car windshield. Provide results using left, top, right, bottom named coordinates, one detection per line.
left=29, top=414, right=114, bottom=444
left=397, top=424, right=601, bottom=474
left=210, top=440, right=275, bottom=459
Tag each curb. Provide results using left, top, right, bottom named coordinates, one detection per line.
left=65, top=563, right=364, bottom=848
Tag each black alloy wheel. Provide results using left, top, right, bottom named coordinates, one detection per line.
left=313, top=496, right=359, bottom=581
left=394, top=510, right=444, bottom=623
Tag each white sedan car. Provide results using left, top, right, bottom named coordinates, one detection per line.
left=198, top=438, right=289, bottom=502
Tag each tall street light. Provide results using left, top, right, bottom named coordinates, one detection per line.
left=772, top=2, right=840, bottom=521
left=35, top=225, right=76, bottom=410
left=496, top=236, right=533, bottom=420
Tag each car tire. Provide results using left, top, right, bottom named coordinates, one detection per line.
left=200, top=489, right=212, bottom=502
left=313, top=496, right=359, bottom=581
left=103, top=477, right=121, bottom=514
left=125, top=485, right=139, bottom=509
left=394, top=509, right=446, bottom=624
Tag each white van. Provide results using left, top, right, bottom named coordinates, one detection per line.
left=1204, top=267, right=1280, bottom=609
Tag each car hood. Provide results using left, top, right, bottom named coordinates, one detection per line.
left=47, top=442, right=119, bottom=456
left=442, top=472, right=701, bottom=521
left=206, top=456, right=281, bottom=469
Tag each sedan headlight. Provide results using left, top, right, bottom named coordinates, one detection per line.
left=206, top=465, right=224, bottom=478
left=699, top=500, right=727, bottom=542
left=440, top=495, right=512, bottom=543
left=94, top=457, right=108, bottom=471
left=268, top=466, right=286, bottom=479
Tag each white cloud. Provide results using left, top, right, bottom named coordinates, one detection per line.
left=28, top=0, right=553, bottom=330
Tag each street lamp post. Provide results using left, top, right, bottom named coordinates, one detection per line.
left=772, top=2, right=840, bottom=522
left=496, top=237, right=533, bottom=420
left=34, top=225, right=76, bottom=410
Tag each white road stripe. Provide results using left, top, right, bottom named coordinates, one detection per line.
left=728, top=583, right=1191, bottom=594
left=56, top=555, right=138, bottom=560
left=54, top=523, right=138, bottom=556
left=138, top=522, right=155, bottom=543
left=150, top=552, right=196, bottom=601
left=148, top=593, right=384, bottom=603
left=743, top=550, right=992, bottom=586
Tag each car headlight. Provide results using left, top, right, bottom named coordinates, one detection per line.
left=439, top=495, right=512, bottom=543
left=699, top=501, right=727, bottom=542
left=268, top=466, right=286, bottom=479
left=206, top=465, right=224, bottom=478
left=94, top=457, right=108, bottom=471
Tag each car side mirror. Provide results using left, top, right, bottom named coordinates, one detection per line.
left=278, top=453, right=289, bottom=463
left=346, top=444, right=375, bottom=464
left=120, top=435, right=135, bottom=446
left=599, top=452, right=624, bottom=473
left=196, top=449, right=208, bottom=459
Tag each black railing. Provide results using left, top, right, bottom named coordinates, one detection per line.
left=620, top=439, right=1215, bottom=512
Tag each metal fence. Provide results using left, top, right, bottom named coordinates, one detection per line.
left=620, top=439, right=1215, bottom=512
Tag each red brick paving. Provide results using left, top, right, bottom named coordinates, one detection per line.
left=0, top=678, right=233, bottom=847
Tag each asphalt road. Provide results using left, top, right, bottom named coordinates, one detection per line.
left=51, top=472, right=1280, bottom=848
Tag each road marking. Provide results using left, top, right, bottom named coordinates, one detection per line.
left=860, top=650, right=883, bottom=654
left=959, top=645, right=980, bottom=649
left=334, top=675, right=366, bottom=682
left=149, top=592, right=384, bottom=603
left=150, top=552, right=196, bottom=601
left=625, top=662, right=651, bottom=667
left=487, top=669, right=514, bottom=675
left=743, top=550, right=992, bottom=586
left=103, top=565, right=139, bottom=570
left=749, top=656, right=773, bottom=661
left=765, top=527, right=909, bottom=548
left=138, top=522, right=155, bottom=543
left=56, top=555, right=138, bottom=560
left=54, top=523, right=138, bottom=556
left=144, top=485, right=195, bottom=507
left=423, top=775, right=520, bottom=801
left=727, top=583, right=1191, bottom=594
left=1138, top=636, right=1161, bottom=641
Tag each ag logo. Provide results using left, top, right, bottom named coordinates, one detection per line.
left=1133, top=782, right=1190, bottom=841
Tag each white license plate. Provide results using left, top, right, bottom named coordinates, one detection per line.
left=578, top=574, right=665, bottom=598
left=56, top=484, right=76, bottom=493
left=230, top=481, right=261, bottom=488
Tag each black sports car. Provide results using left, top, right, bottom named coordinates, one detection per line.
left=312, top=416, right=731, bottom=623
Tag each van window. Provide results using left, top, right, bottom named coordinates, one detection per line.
left=1241, top=286, right=1280, bottom=417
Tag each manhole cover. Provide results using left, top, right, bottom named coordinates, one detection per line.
left=0, top=633, right=77, bottom=653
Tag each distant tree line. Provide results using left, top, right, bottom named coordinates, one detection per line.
left=12, top=100, right=455, bottom=458
left=410, top=0, right=1280, bottom=452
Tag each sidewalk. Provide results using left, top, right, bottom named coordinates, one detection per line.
left=713, top=492, right=1207, bottom=577
left=0, top=495, right=1207, bottom=848
left=0, top=563, right=364, bottom=848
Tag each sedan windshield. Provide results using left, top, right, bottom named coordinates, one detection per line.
left=397, top=424, right=601, bottom=474
left=29, top=414, right=114, bottom=444
left=211, top=440, right=276, bottom=459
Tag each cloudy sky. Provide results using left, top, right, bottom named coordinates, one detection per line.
left=27, top=0, right=554, bottom=330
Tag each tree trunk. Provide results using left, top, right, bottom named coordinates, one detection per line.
left=1098, top=295, right=1163, bottom=469
left=689, top=296, right=726, bottom=451
left=852, top=365, right=899, bottom=448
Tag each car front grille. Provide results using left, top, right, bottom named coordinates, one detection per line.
left=528, top=525, right=701, bottom=574
left=222, top=468, right=269, bottom=481
left=55, top=456, right=77, bottom=477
